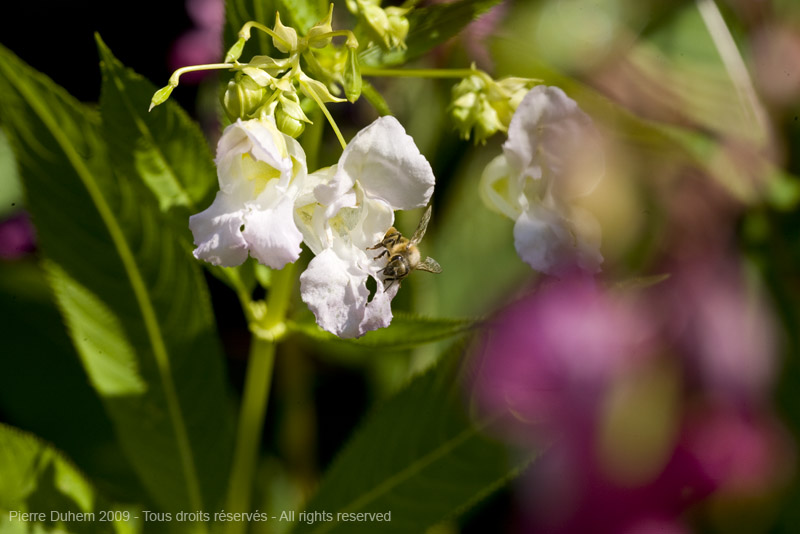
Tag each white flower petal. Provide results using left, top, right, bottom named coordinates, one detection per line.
left=324, top=116, right=435, bottom=210
left=479, top=154, right=525, bottom=220
left=242, top=187, right=303, bottom=269
left=504, top=86, right=604, bottom=198
left=189, top=190, right=249, bottom=267
left=215, top=118, right=296, bottom=193
left=513, top=203, right=602, bottom=277
left=300, top=248, right=369, bottom=338
left=361, top=278, right=400, bottom=333
left=349, top=193, right=394, bottom=252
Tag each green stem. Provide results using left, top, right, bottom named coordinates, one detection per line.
left=224, top=262, right=296, bottom=534
left=240, top=21, right=293, bottom=52
left=300, top=79, right=347, bottom=150
left=360, top=66, right=492, bottom=83
left=168, top=63, right=236, bottom=86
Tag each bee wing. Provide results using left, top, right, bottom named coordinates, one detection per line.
left=410, top=205, right=433, bottom=246
left=416, top=256, right=442, bottom=274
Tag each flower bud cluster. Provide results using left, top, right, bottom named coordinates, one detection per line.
left=221, top=9, right=359, bottom=137
left=450, top=73, right=537, bottom=144
left=346, top=0, right=410, bottom=50
left=152, top=7, right=361, bottom=139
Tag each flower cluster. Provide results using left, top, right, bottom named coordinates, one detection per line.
left=190, top=115, right=435, bottom=338
left=450, top=73, right=535, bottom=144
left=480, top=85, right=605, bottom=277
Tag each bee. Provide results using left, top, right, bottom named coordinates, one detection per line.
left=369, top=204, right=442, bottom=289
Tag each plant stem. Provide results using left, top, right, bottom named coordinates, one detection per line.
left=224, top=262, right=296, bottom=534
left=168, top=63, right=236, bottom=86
left=360, top=66, right=492, bottom=83
left=300, top=80, right=347, bottom=150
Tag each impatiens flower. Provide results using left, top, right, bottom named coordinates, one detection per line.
left=296, top=116, right=435, bottom=338
left=481, top=85, right=605, bottom=276
left=190, top=117, right=307, bottom=269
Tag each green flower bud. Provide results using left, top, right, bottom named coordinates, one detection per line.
left=361, top=3, right=391, bottom=48
left=272, top=12, right=298, bottom=53
left=275, top=106, right=306, bottom=138
left=450, top=74, right=538, bottom=144
left=343, top=47, right=362, bottom=103
left=149, top=84, right=175, bottom=111
left=385, top=7, right=410, bottom=49
left=223, top=75, right=266, bottom=120
left=225, top=37, right=247, bottom=63
left=307, top=3, right=334, bottom=48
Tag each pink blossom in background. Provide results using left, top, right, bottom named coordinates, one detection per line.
left=0, top=211, right=35, bottom=259
left=660, top=256, right=777, bottom=402
left=471, top=258, right=790, bottom=533
left=472, top=276, right=653, bottom=443
left=169, top=0, right=224, bottom=84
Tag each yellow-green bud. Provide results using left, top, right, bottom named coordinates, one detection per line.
left=276, top=106, right=306, bottom=138
left=307, top=3, right=334, bottom=48
left=149, top=84, right=175, bottom=111
left=385, top=7, right=410, bottom=49
left=272, top=12, right=298, bottom=53
left=223, top=75, right=266, bottom=120
left=225, top=37, right=247, bottom=63
left=343, top=47, right=362, bottom=103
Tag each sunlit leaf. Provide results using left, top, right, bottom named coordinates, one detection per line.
left=290, top=345, right=528, bottom=534
left=0, top=423, right=127, bottom=534
left=0, top=44, right=234, bottom=513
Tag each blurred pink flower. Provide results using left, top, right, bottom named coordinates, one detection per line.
left=472, top=259, right=789, bottom=532
left=0, top=211, right=36, bottom=259
left=661, top=257, right=777, bottom=401
left=473, top=276, right=653, bottom=442
left=169, top=0, right=224, bottom=84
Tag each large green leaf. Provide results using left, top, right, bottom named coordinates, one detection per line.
left=359, top=0, right=504, bottom=68
left=96, top=36, right=254, bottom=295
left=0, top=45, right=234, bottom=513
left=288, top=312, right=475, bottom=350
left=96, top=36, right=216, bottom=216
left=0, top=261, right=142, bottom=501
left=0, top=423, right=124, bottom=534
left=290, top=345, right=527, bottom=534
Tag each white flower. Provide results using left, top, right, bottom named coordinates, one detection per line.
left=189, top=117, right=307, bottom=269
left=296, top=116, right=435, bottom=338
left=481, top=85, right=605, bottom=276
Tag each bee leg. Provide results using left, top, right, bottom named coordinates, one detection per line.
left=373, top=249, right=389, bottom=260
left=384, top=278, right=396, bottom=291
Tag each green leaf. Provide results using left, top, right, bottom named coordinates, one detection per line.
left=0, top=423, right=124, bottom=534
left=290, top=346, right=527, bottom=534
left=359, top=0, right=503, bottom=68
left=0, top=44, right=234, bottom=513
left=97, top=36, right=253, bottom=296
left=0, top=261, right=141, bottom=500
left=288, top=312, right=475, bottom=350
left=96, top=36, right=216, bottom=219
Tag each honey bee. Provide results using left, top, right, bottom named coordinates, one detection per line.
left=369, top=205, right=442, bottom=289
